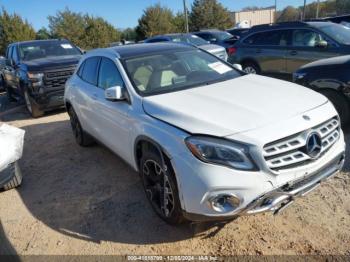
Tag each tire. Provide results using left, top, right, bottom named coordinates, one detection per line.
left=242, top=62, right=260, bottom=74
left=24, top=90, right=44, bottom=118
left=68, top=107, right=95, bottom=146
left=4, top=82, right=16, bottom=102
left=3, top=162, right=22, bottom=191
left=320, top=89, right=350, bottom=126
left=140, top=149, right=185, bottom=225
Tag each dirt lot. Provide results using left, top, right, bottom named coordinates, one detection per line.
left=0, top=104, right=349, bottom=256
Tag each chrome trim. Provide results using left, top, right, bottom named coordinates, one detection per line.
left=244, top=153, right=345, bottom=215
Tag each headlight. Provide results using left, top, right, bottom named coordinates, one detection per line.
left=293, top=72, right=306, bottom=82
left=27, top=72, right=44, bottom=80
left=185, top=136, right=258, bottom=171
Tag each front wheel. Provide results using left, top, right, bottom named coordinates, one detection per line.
left=140, top=150, right=185, bottom=225
left=24, top=90, right=44, bottom=118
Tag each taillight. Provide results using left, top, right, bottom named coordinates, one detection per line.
left=227, top=47, right=237, bottom=55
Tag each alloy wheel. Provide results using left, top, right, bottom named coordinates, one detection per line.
left=243, top=66, right=257, bottom=74
left=142, top=159, right=175, bottom=218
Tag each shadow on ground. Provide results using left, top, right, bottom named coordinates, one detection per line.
left=13, top=118, right=228, bottom=245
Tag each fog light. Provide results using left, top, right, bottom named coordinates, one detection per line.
left=209, top=194, right=241, bottom=213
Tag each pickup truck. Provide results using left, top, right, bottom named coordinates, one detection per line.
left=2, top=39, right=82, bottom=117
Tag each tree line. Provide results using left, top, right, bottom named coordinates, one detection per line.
left=1, top=0, right=350, bottom=54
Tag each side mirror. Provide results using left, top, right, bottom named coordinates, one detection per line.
left=232, top=64, right=243, bottom=71
left=105, top=86, right=125, bottom=101
left=315, top=40, right=328, bottom=48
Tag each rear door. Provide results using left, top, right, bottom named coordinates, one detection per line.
left=286, top=29, right=341, bottom=73
left=241, top=30, right=289, bottom=74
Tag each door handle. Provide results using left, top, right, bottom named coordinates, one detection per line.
left=290, top=50, right=298, bottom=56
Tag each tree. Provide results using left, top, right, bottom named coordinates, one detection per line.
left=48, top=8, right=120, bottom=49
left=121, top=27, right=137, bottom=41
left=189, top=0, right=232, bottom=31
left=36, top=27, right=51, bottom=40
left=277, top=6, right=300, bottom=22
left=83, top=15, right=120, bottom=49
left=172, top=12, right=186, bottom=33
left=336, top=0, right=350, bottom=15
left=0, top=7, right=36, bottom=55
left=137, top=4, right=175, bottom=39
left=48, top=8, right=86, bottom=47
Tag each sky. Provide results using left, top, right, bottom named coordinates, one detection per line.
left=0, top=0, right=309, bottom=30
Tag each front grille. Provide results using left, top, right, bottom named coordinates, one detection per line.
left=44, top=68, right=75, bottom=89
left=263, top=117, right=340, bottom=172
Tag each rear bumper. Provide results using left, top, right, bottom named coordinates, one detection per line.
left=183, top=152, right=345, bottom=222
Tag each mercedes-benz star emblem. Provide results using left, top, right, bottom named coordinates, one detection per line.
left=305, top=132, right=322, bottom=159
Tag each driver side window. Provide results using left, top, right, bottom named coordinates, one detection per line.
left=98, top=58, right=125, bottom=90
left=292, top=29, right=323, bottom=47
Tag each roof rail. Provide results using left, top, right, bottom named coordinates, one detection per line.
left=251, top=21, right=308, bottom=30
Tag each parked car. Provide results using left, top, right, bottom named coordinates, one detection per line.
left=192, top=30, right=237, bottom=57
left=2, top=39, right=82, bottom=117
left=65, top=43, right=345, bottom=224
left=312, top=14, right=350, bottom=28
left=293, top=55, right=350, bottom=126
left=0, top=56, right=6, bottom=92
left=229, top=21, right=350, bottom=78
left=226, top=28, right=251, bottom=40
left=0, top=123, right=25, bottom=191
left=145, top=33, right=228, bottom=61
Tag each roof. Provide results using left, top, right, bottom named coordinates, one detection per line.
left=108, top=42, right=195, bottom=59
left=11, top=39, right=70, bottom=46
left=249, top=21, right=334, bottom=32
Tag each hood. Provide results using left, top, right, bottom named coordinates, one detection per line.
left=300, top=55, right=350, bottom=70
left=24, top=55, right=81, bottom=71
left=142, top=74, right=328, bottom=137
left=199, top=44, right=225, bottom=53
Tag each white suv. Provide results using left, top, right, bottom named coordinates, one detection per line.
left=64, top=43, right=345, bottom=224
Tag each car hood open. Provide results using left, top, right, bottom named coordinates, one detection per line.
left=142, top=74, right=328, bottom=137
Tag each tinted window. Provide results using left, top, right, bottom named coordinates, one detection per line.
left=77, top=62, right=85, bottom=78
left=98, top=58, right=124, bottom=90
left=81, top=57, right=100, bottom=85
left=147, top=38, right=168, bottom=43
left=195, top=33, right=211, bottom=41
left=6, top=46, right=13, bottom=59
left=292, top=29, right=323, bottom=47
left=18, top=41, right=81, bottom=61
left=170, top=35, right=208, bottom=46
left=11, top=47, right=19, bottom=63
left=244, top=30, right=288, bottom=46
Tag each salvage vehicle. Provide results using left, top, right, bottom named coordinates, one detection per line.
left=229, top=21, right=350, bottom=78
left=2, top=39, right=82, bottom=117
left=0, top=123, right=24, bottom=191
left=145, top=33, right=228, bottom=61
left=293, top=55, right=350, bottom=126
left=65, top=43, right=345, bottom=224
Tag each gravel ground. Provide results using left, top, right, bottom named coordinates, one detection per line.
left=0, top=107, right=349, bottom=256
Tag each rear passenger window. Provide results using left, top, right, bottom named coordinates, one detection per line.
left=81, top=57, right=100, bottom=85
left=244, top=30, right=289, bottom=46
left=98, top=58, right=124, bottom=90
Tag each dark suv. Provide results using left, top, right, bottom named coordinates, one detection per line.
left=229, top=21, right=350, bottom=79
left=2, top=39, right=82, bottom=117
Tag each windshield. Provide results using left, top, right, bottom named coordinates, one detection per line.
left=170, top=35, right=208, bottom=46
left=214, top=31, right=233, bottom=41
left=319, top=24, right=350, bottom=45
left=19, top=41, right=82, bottom=61
left=124, top=49, right=240, bottom=96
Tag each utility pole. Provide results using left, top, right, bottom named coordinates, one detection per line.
left=302, top=0, right=307, bottom=21
left=183, top=0, right=189, bottom=33
left=316, top=0, right=320, bottom=18
left=274, top=0, right=277, bottom=22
